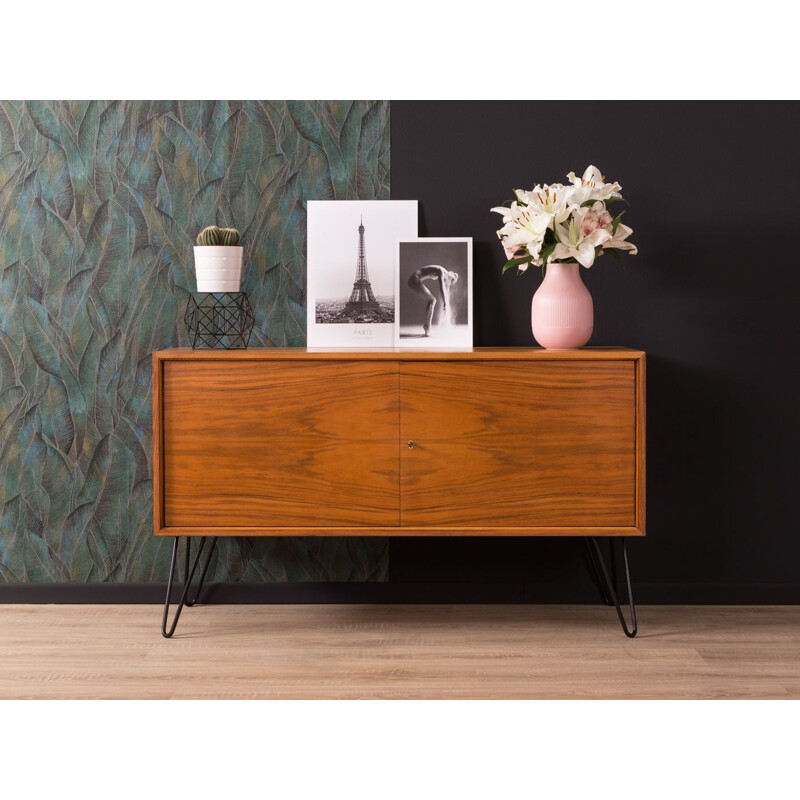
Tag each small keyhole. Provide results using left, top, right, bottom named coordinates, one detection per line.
left=407, top=440, right=416, bottom=449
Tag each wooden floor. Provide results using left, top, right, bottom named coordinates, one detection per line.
left=1, top=604, right=798, bottom=699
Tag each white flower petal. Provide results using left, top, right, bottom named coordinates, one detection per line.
left=504, top=229, right=536, bottom=248
left=576, top=241, right=597, bottom=268
left=605, top=240, right=638, bottom=255
left=586, top=229, right=613, bottom=248
left=582, top=165, right=603, bottom=184
left=550, top=243, right=572, bottom=262
left=553, top=222, right=569, bottom=243
left=614, top=223, right=634, bottom=240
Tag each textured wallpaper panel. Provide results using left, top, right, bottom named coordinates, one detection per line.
left=0, top=100, right=390, bottom=583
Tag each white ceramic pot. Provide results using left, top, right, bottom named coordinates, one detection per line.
left=193, top=245, right=243, bottom=292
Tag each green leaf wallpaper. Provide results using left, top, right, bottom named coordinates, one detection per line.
left=0, top=100, right=390, bottom=583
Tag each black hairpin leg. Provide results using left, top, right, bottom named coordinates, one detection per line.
left=161, top=536, right=218, bottom=638
left=584, top=538, right=613, bottom=606
left=587, top=537, right=638, bottom=638
left=183, top=536, right=218, bottom=607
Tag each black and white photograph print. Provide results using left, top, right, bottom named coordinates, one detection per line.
left=395, top=238, right=473, bottom=348
left=307, top=200, right=418, bottom=347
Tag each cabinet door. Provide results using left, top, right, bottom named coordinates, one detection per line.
left=163, top=360, right=400, bottom=527
left=400, top=361, right=636, bottom=528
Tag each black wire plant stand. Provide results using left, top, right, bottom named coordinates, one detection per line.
left=185, top=292, right=254, bottom=349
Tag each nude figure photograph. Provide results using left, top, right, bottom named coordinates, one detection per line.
left=396, top=239, right=472, bottom=347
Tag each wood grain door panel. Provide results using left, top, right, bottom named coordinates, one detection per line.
left=399, top=361, right=636, bottom=527
left=163, top=361, right=400, bottom=527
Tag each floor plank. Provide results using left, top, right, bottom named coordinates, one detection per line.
left=0, top=605, right=797, bottom=699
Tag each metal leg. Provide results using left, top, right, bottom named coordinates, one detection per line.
left=584, top=538, right=613, bottom=606
left=588, top=537, right=638, bottom=638
left=609, top=538, right=618, bottom=597
left=161, top=537, right=217, bottom=638
left=186, top=537, right=218, bottom=607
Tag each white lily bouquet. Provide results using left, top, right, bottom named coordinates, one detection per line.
left=491, top=165, right=637, bottom=274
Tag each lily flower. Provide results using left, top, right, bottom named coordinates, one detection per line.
left=566, top=165, right=623, bottom=205
left=551, top=206, right=613, bottom=268
left=516, top=183, right=575, bottom=223
left=493, top=202, right=551, bottom=263
left=490, top=201, right=523, bottom=224
left=603, top=222, right=638, bottom=255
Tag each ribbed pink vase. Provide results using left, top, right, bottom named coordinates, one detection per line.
left=530, top=262, right=593, bottom=349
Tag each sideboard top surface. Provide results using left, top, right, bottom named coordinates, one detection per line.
left=153, top=347, right=645, bottom=361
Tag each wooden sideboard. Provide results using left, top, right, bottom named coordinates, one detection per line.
left=153, top=347, right=645, bottom=636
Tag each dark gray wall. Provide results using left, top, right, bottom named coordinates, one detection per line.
left=390, top=100, right=800, bottom=602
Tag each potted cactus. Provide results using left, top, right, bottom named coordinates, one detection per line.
left=193, top=226, right=244, bottom=292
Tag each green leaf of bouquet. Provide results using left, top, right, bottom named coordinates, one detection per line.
left=540, top=241, right=556, bottom=263
left=611, top=209, right=626, bottom=233
left=502, top=255, right=533, bottom=274
left=606, top=247, right=624, bottom=262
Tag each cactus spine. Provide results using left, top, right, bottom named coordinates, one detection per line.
left=196, top=226, right=241, bottom=246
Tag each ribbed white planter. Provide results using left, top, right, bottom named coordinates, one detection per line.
left=193, top=246, right=243, bottom=292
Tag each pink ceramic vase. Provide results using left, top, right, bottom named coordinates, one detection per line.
left=530, top=261, right=593, bottom=349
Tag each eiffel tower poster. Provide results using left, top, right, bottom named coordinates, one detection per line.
left=307, top=200, right=418, bottom=347
left=338, top=217, right=391, bottom=322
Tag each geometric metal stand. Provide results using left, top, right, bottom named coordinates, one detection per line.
left=185, top=293, right=254, bottom=349
left=585, top=537, right=638, bottom=638
left=161, top=537, right=218, bottom=638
